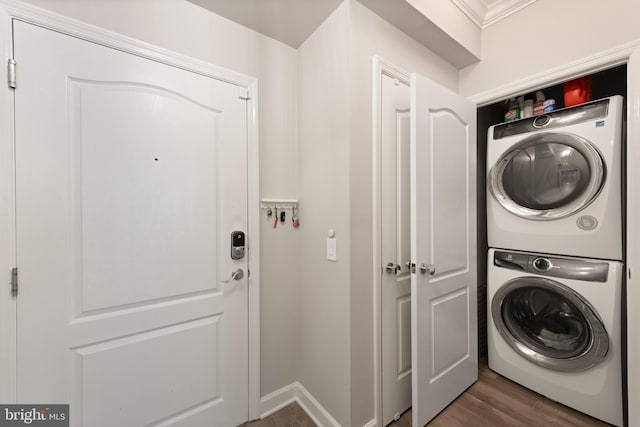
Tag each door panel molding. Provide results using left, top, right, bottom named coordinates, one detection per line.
left=428, top=108, right=471, bottom=277
left=396, top=294, right=412, bottom=378
left=0, top=1, right=260, bottom=419
left=430, top=288, right=470, bottom=379
left=396, top=110, right=411, bottom=268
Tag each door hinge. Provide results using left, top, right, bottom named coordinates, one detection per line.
left=7, top=59, right=16, bottom=89
left=238, top=87, right=251, bottom=101
left=10, top=267, right=17, bottom=296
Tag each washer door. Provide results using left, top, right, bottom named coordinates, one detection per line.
left=492, top=277, right=609, bottom=372
left=489, top=132, right=604, bottom=220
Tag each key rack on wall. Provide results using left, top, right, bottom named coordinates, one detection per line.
left=260, top=198, right=298, bottom=210
left=260, top=198, right=300, bottom=229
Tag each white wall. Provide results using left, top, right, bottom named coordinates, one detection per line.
left=405, top=0, right=480, bottom=60
left=19, top=0, right=300, bottom=399
left=296, top=3, right=352, bottom=425
left=459, top=0, right=640, bottom=98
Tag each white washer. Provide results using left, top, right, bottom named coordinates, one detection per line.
left=487, top=248, right=623, bottom=426
left=487, top=96, right=623, bottom=260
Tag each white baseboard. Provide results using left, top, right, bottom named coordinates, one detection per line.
left=362, top=419, right=376, bottom=427
left=260, top=382, right=341, bottom=427
left=259, top=382, right=299, bottom=419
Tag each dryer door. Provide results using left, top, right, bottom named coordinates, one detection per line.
left=491, top=276, right=609, bottom=372
left=489, top=132, right=604, bottom=220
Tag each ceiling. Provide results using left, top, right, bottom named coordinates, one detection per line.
left=188, top=0, right=535, bottom=48
left=188, top=0, right=344, bottom=47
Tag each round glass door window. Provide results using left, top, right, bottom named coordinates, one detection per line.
left=490, top=132, right=604, bottom=220
left=491, top=277, right=609, bottom=372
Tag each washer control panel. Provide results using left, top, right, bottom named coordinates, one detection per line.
left=533, top=257, right=553, bottom=272
left=494, top=250, right=609, bottom=282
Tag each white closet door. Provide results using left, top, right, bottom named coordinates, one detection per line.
left=381, top=73, right=412, bottom=425
left=410, top=72, right=478, bottom=427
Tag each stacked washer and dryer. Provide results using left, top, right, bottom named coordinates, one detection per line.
left=486, top=96, right=625, bottom=426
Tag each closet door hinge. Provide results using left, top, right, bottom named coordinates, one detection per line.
left=10, top=267, right=18, bottom=296
left=7, top=58, right=16, bottom=89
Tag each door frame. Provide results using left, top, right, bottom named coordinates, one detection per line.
left=371, top=55, right=411, bottom=426
left=373, top=42, right=640, bottom=426
left=0, top=0, right=261, bottom=420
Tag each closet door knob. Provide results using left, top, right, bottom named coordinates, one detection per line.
left=419, top=263, right=436, bottom=275
left=385, top=263, right=400, bottom=274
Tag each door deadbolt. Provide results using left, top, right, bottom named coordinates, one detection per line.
left=231, top=231, right=245, bottom=260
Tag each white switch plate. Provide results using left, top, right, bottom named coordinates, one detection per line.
left=327, top=237, right=337, bottom=262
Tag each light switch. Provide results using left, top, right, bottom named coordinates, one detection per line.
left=327, top=237, right=337, bottom=262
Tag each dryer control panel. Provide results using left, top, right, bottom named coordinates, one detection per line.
left=492, top=98, right=610, bottom=139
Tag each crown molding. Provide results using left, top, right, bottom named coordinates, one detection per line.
left=451, top=0, right=537, bottom=29
left=450, top=0, right=485, bottom=28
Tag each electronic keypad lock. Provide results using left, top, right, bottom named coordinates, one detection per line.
left=231, top=231, right=245, bottom=260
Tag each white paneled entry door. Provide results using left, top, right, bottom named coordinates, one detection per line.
left=410, top=73, right=478, bottom=427
left=13, top=20, right=249, bottom=427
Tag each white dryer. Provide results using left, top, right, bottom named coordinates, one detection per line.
left=487, top=248, right=623, bottom=426
left=487, top=96, right=624, bottom=260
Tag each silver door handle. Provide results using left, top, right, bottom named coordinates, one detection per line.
left=385, top=262, right=400, bottom=274
left=223, top=268, right=244, bottom=283
left=419, top=263, right=436, bottom=275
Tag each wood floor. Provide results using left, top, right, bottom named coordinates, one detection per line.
left=243, top=359, right=613, bottom=427
left=241, top=401, right=316, bottom=427
left=387, top=359, right=611, bottom=427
